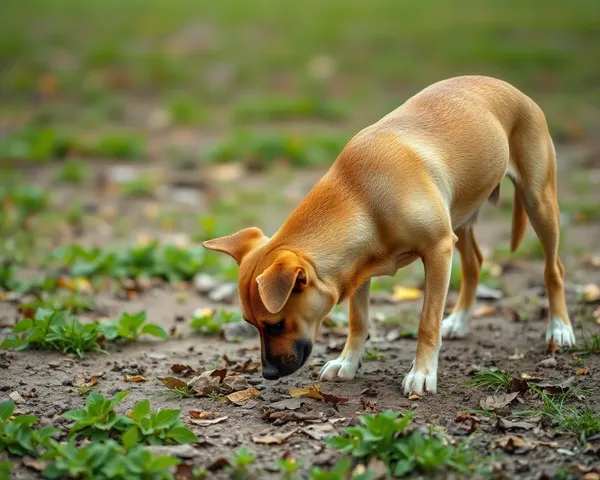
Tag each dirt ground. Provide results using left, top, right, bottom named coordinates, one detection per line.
left=1, top=138, right=600, bottom=479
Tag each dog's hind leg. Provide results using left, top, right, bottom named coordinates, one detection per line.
left=511, top=111, right=575, bottom=347
left=441, top=225, right=483, bottom=338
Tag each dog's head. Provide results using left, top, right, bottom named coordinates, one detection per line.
left=203, top=227, right=337, bottom=380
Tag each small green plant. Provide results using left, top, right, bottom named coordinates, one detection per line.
left=162, top=385, right=195, bottom=399
left=1, top=400, right=59, bottom=456
left=167, top=96, right=206, bottom=125
left=83, top=132, right=146, bottom=159
left=0, top=461, right=11, bottom=478
left=207, top=391, right=226, bottom=402
left=119, top=175, right=158, bottom=198
left=327, top=411, right=490, bottom=477
left=364, top=347, right=385, bottom=361
left=278, top=458, right=303, bottom=479
left=1, top=308, right=103, bottom=358
left=234, top=95, right=348, bottom=123
left=42, top=438, right=180, bottom=480
left=465, top=368, right=515, bottom=392
left=126, top=400, right=198, bottom=445
left=227, top=447, right=256, bottom=480
left=0, top=125, right=74, bottom=162
left=62, top=391, right=132, bottom=441
left=0, top=184, right=49, bottom=228
left=19, top=290, right=94, bottom=314
left=570, top=331, right=600, bottom=355
left=191, top=308, right=241, bottom=336
left=309, top=457, right=374, bottom=480
left=54, top=161, right=88, bottom=184
left=99, top=311, right=169, bottom=342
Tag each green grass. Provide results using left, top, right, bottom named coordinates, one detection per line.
left=234, top=95, right=348, bottom=123
left=465, top=368, right=515, bottom=392
left=191, top=308, right=242, bottom=336
left=570, top=331, right=600, bottom=355
left=98, top=311, right=170, bottom=342
left=54, top=161, right=89, bottom=184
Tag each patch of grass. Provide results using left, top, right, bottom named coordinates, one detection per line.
left=166, top=95, right=206, bottom=125
left=162, top=385, right=195, bottom=399
left=465, top=368, right=515, bottom=392
left=364, top=347, right=386, bottom=361
left=570, top=331, right=600, bottom=355
left=234, top=95, right=348, bottom=123
left=81, top=132, right=146, bottom=159
left=204, top=131, right=348, bottom=169
left=561, top=198, right=600, bottom=224
left=227, top=447, right=256, bottom=480
left=327, top=411, right=491, bottom=478
left=19, top=290, right=94, bottom=315
left=1, top=308, right=104, bottom=358
left=54, top=160, right=88, bottom=184
left=207, top=391, right=226, bottom=402
left=278, top=458, right=303, bottom=480
left=191, top=308, right=241, bottom=336
left=1, top=399, right=59, bottom=456
left=0, top=125, right=74, bottom=163
left=119, top=174, right=159, bottom=198
left=0, top=184, right=49, bottom=229
left=98, top=311, right=169, bottom=342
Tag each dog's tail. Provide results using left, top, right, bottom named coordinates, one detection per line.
left=510, top=185, right=527, bottom=252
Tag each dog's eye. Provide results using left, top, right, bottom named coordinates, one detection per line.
left=265, top=319, right=285, bottom=336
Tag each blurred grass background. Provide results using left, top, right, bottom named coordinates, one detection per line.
left=1, top=0, right=599, bottom=159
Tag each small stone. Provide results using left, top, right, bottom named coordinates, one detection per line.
left=539, top=357, right=558, bottom=368
left=9, top=391, right=25, bottom=404
left=48, top=362, right=60, bottom=368
left=221, top=321, right=257, bottom=342
left=194, top=274, right=218, bottom=294
left=475, top=284, right=504, bottom=300
left=147, top=353, right=167, bottom=360
left=208, top=283, right=237, bottom=303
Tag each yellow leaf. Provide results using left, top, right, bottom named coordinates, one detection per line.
left=226, top=387, right=260, bottom=405
left=472, top=304, right=495, bottom=318
left=392, top=286, right=422, bottom=302
left=408, top=394, right=420, bottom=400
left=576, top=368, right=590, bottom=376
left=289, top=386, right=323, bottom=400
left=582, top=284, right=600, bottom=302
left=124, top=375, right=148, bottom=383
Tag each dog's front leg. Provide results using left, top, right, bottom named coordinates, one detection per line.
left=320, top=278, right=370, bottom=381
left=403, top=237, right=455, bottom=395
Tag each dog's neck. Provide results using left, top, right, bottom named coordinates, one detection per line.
left=270, top=173, right=395, bottom=303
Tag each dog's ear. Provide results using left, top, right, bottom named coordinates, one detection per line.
left=256, top=252, right=307, bottom=314
left=202, top=227, right=268, bottom=265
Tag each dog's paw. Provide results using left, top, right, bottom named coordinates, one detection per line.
left=546, top=318, right=576, bottom=347
left=402, top=364, right=437, bottom=396
left=441, top=310, right=470, bottom=339
left=319, top=356, right=360, bottom=381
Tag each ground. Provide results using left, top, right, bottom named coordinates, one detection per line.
left=1, top=1, right=600, bottom=479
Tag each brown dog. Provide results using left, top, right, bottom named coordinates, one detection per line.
left=203, top=75, right=574, bottom=395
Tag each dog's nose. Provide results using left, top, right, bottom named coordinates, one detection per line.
left=261, top=360, right=280, bottom=380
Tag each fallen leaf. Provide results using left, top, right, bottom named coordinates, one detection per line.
left=252, top=428, right=298, bottom=445
left=289, top=385, right=348, bottom=404
left=22, top=456, right=48, bottom=471
left=233, top=359, right=261, bottom=374
left=472, top=304, right=495, bottom=318
left=301, top=423, right=338, bottom=440
left=124, top=375, right=148, bottom=383
left=582, top=283, right=600, bottom=303
left=189, top=411, right=217, bottom=420
left=174, top=462, right=194, bottom=480
left=320, top=391, right=349, bottom=404
left=507, top=378, right=529, bottom=393
left=171, top=364, right=196, bottom=375
left=158, top=377, right=188, bottom=390
left=493, top=435, right=532, bottom=453
left=22, top=389, right=37, bottom=398
left=539, top=357, right=558, bottom=368
left=392, top=286, right=422, bottom=301
left=74, top=375, right=99, bottom=388
left=268, top=398, right=308, bottom=411
left=9, top=391, right=25, bottom=404
left=531, top=377, right=575, bottom=395
left=496, top=417, right=537, bottom=431
left=360, top=398, right=378, bottom=412
left=480, top=392, right=519, bottom=411
left=207, top=457, right=230, bottom=471
left=190, top=416, right=228, bottom=426
left=226, top=387, right=260, bottom=405
left=205, top=369, right=227, bottom=381
left=576, top=367, right=590, bottom=376
left=408, top=394, right=420, bottom=400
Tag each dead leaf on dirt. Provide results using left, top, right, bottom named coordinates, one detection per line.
left=220, top=354, right=235, bottom=367
left=226, top=387, right=260, bottom=405
left=301, top=423, right=338, bottom=440
left=531, top=377, right=575, bottom=395
left=187, top=371, right=250, bottom=397
left=508, top=350, right=524, bottom=360
left=408, top=394, right=420, bottom=401
left=392, top=285, right=422, bottom=301
left=261, top=408, right=323, bottom=425
left=205, top=369, right=227, bottom=381
left=582, top=283, right=600, bottom=303
left=454, top=413, right=480, bottom=434
left=158, top=377, right=188, bottom=390
left=494, top=435, right=557, bottom=453
left=207, top=457, right=230, bottom=471
left=480, top=392, right=519, bottom=411
left=171, top=364, right=196, bottom=375
left=189, top=411, right=217, bottom=420
left=232, top=359, right=261, bottom=374
left=472, top=304, right=495, bottom=318
left=539, top=357, right=558, bottom=368
left=74, top=375, right=99, bottom=388
left=174, top=462, right=194, bottom=480
left=360, top=398, right=378, bottom=412
left=190, top=416, right=228, bottom=427
left=124, top=375, right=148, bottom=383
left=22, top=455, right=48, bottom=471
left=21, top=389, right=37, bottom=398
left=576, top=367, right=590, bottom=375
left=252, top=428, right=298, bottom=445
left=268, top=398, right=308, bottom=411
left=496, top=418, right=537, bottom=431
left=289, top=385, right=349, bottom=404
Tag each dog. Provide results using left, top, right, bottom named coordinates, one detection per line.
left=203, top=75, right=575, bottom=396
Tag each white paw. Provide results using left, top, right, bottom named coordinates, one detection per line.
left=441, top=310, right=470, bottom=339
left=402, top=350, right=439, bottom=396
left=546, top=318, right=576, bottom=347
left=319, top=355, right=360, bottom=381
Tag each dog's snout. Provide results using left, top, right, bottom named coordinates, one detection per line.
left=261, top=359, right=280, bottom=380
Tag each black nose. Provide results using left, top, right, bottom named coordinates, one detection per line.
left=261, top=360, right=280, bottom=380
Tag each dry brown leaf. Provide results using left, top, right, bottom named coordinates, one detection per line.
left=582, top=283, right=600, bottom=303
left=301, top=423, right=338, bottom=440
left=227, top=387, right=260, bottom=405
left=576, top=367, right=591, bottom=376
left=189, top=411, right=217, bottom=420
left=124, top=375, right=148, bottom=383
left=480, top=392, right=519, bottom=411
left=496, top=417, right=537, bottom=431
left=472, top=304, right=495, bottom=318
left=74, top=375, right=99, bottom=388
left=174, top=463, right=194, bottom=480
left=190, top=416, right=228, bottom=426
left=392, top=286, right=422, bottom=302
left=158, top=377, right=187, bottom=390
left=252, top=428, right=298, bottom=445
left=360, top=398, right=378, bottom=412
left=205, top=369, right=227, bottom=381
left=408, top=394, right=420, bottom=400
left=22, top=455, right=48, bottom=472
left=289, top=385, right=348, bottom=404
left=171, top=364, right=196, bottom=375
left=233, top=359, right=261, bottom=374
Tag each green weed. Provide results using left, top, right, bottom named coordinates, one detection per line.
left=119, top=175, right=159, bottom=198
left=0, top=126, right=74, bottom=163
left=364, top=347, right=386, bottom=361
left=309, top=457, right=374, bottom=480
left=465, top=368, right=515, bottom=392
left=1, top=308, right=103, bottom=358
left=82, top=132, right=146, bottom=159
left=234, top=95, right=348, bottom=123
left=191, top=308, right=241, bottom=336
left=1, top=400, right=59, bottom=456
left=98, top=311, right=169, bottom=342
left=327, top=411, right=491, bottom=478
left=167, top=95, right=206, bottom=125
left=278, top=458, right=303, bottom=479
left=570, top=331, right=600, bottom=355
left=227, top=447, right=256, bottom=480
left=54, top=161, right=88, bottom=184
left=19, top=290, right=94, bottom=314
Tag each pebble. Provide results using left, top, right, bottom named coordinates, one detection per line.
left=539, top=357, right=558, bottom=368
left=208, top=283, right=237, bottom=303
left=193, top=274, right=218, bottom=294
left=221, top=321, right=258, bottom=342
